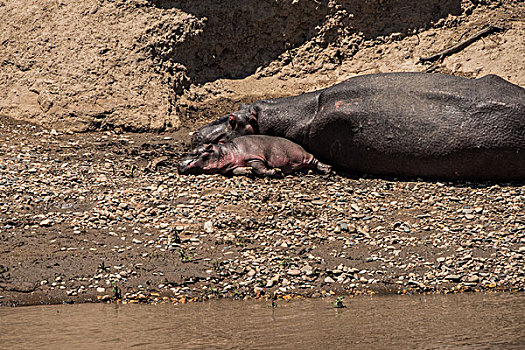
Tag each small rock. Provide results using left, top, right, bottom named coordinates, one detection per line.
left=444, top=274, right=462, bottom=282
left=97, top=174, right=108, bottom=182
left=467, top=275, right=480, bottom=283
left=266, top=275, right=280, bottom=288
left=301, top=265, right=314, bottom=275
left=324, top=276, right=335, bottom=283
left=96, top=287, right=105, bottom=293
left=204, top=221, right=214, bottom=233
left=287, top=269, right=301, bottom=276
left=39, top=219, right=52, bottom=227
left=265, top=279, right=275, bottom=288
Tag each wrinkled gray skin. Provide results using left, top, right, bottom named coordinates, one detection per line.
left=192, top=72, right=525, bottom=180
left=179, top=135, right=331, bottom=177
left=191, top=106, right=258, bottom=147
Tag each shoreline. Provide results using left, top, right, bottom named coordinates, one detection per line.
left=2, top=288, right=523, bottom=308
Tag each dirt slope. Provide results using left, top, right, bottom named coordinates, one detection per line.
left=0, top=0, right=181, bottom=131
left=0, top=0, right=523, bottom=132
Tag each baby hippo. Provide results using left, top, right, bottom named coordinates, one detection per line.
left=178, top=135, right=331, bottom=177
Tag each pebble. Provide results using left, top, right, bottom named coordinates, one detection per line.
left=445, top=274, right=462, bottom=282
left=97, top=175, right=108, bottom=182
left=204, top=221, right=214, bottom=233
left=39, top=219, right=52, bottom=226
left=287, top=269, right=301, bottom=276
left=467, top=275, right=480, bottom=283
left=301, top=265, right=314, bottom=275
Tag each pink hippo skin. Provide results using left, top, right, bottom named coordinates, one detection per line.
left=178, top=135, right=331, bottom=177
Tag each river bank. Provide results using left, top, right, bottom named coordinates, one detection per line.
left=0, top=116, right=523, bottom=306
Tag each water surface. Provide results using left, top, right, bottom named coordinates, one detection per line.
left=1, top=293, right=523, bottom=349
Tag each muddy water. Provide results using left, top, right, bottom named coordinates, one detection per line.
left=1, top=293, right=523, bottom=349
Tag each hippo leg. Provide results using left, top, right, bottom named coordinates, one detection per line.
left=247, top=160, right=284, bottom=178
left=231, top=167, right=253, bottom=176
left=313, top=159, right=332, bottom=174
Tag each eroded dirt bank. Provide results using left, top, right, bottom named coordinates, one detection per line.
left=1, top=0, right=524, bottom=131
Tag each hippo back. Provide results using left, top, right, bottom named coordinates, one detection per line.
left=302, top=73, right=525, bottom=179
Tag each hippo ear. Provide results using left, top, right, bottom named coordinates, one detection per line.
left=228, top=114, right=238, bottom=129
left=248, top=113, right=259, bottom=133
left=204, top=144, right=214, bottom=153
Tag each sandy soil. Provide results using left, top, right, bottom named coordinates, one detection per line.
left=0, top=1, right=524, bottom=306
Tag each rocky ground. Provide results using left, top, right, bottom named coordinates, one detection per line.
left=0, top=116, right=523, bottom=306
left=0, top=0, right=524, bottom=306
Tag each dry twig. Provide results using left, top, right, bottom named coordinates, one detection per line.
left=419, top=25, right=504, bottom=63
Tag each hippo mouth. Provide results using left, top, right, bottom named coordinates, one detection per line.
left=192, top=132, right=227, bottom=148
left=178, top=159, right=220, bottom=175
left=177, top=159, right=197, bottom=175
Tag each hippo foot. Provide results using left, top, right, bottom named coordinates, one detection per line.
left=268, top=168, right=284, bottom=178
left=231, top=167, right=253, bottom=176
left=316, top=161, right=332, bottom=174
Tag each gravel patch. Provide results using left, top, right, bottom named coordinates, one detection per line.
left=0, top=117, right=523, bottom=306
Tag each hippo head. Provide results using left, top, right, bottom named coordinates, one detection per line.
left=191, top=104, right=259, bottom=148
left=178, top=144, right=223, bottom=175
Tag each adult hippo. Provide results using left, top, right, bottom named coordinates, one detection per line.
left=192, top=72, right=525, bottom=180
